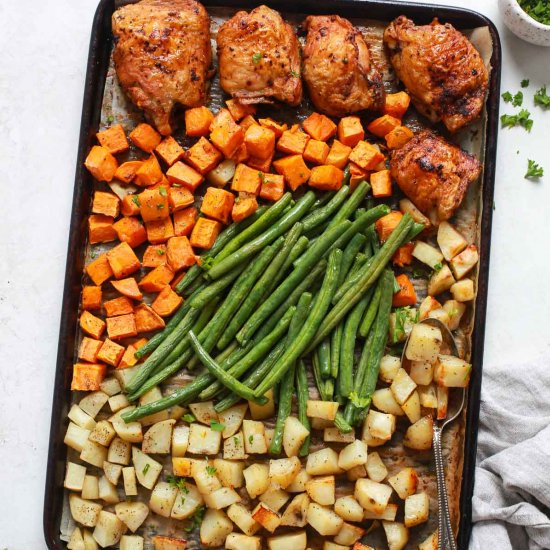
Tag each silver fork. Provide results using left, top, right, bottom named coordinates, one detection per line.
left=402, top=317, right=465, bottom=550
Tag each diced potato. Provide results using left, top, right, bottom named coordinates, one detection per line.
left=399, top=198, right=431, bottom=228
left=142, top=419, right=175, bottom=454
left=110, top=407, right=143, bottom=443
left=213, top=458, right=244, bottom=489
left=79, top=391, right=109, bottom=418
left=338, top=439, right=368, bottom=471
left=280, top=493, right=309, bottom=527
left=363, top=502, right=398, bottom=521
left=427, top=307, right=450, bottom=327
left=403, top=416, right=434, bottom=450
left=419, top=530, right=439, bottom=550
left=68, top=404, right=97, bottom=430
left=379, top=355, right=401, bottom=383
left=113, top=365, right=140, bottom=392
left=419, top=296, right=442, bottom=320
left=366, top=452, right=387, bottom=483
left=373, top=388, right=405, bottom=415
left=138, top=387, right=170, bottom=426
left=428, top=265, right=456, bottom=296
left=227, top=503, right=261, bottom=536
left=306, top=475, right=335, bottom=505
left=100, top=377, right=121, bottom=396
left=243, top=463, right=270, bottom=498
left=69, top=494, right=102, bottom=527
left=405, top=323, right=442, bottom=363
left=153, top=535, right=187, bottom=550
left=264, top=427, right=274, bottom=448
left=388, top=467, right=418, bottom=499
left=259, top=486, right=290, bottom=512
left=434, top=355, right=472, bottom=387
left=191, top=459, right=222, bottom=494
left=283, top=416, right=310, bottom=457
left=249, top=388, right=275, bottom=420
left=150, top=481, right=178, bottom=517
left=346, top=464, right=367, bottom=481
left=103, top=461, right=122, bottom=486
left=120, top=535, right=144, bottom=550
left=172, top=425, right=190, bottom=457
left=334, top=522, right=365, bottom=546
left=115, top=501, right=149, bottom=532
left=367, top=410, right=396, bottom=441
left=206, top=159, right=236, bottom=187
left=412, top=241, right=444, bottom=269
left=188, top=423, right=222, bottom=455
left=306, top=448, right=343, bottom=475
left=242, top=420, right=268, bottom=454
left=355, top=478, right=392, bottom=514
left=437, top=386, right=449, bottom=420
left=418, top=384, right=438, bottom=408
left=204, top=487, right=241, bottom=509
left=252, top=503, right=281, bottom=533
left=108, top=437, right=131, bottom=465
left=267, top=531, right=307, bottom=550
left=310, top=417, right=334, bottom=430
left=382, top=521, right=409, bottom=550
left=80, top=440, right=108, bottom=468
left=409, top=361, right=434, bottom=385
left=451, top=279, right=475, bottom=302
left=200, top=508, right=233, bottom=547
left=217, top=403, right=247, bottom=438
left=269, top=456, right=301, bottom=489
left=122, top=467, right=137, bottom=497
left=171, top=482, right=204, bottom=520
left=65, top=462, right=87, bottom=491
left=109, top=394, right=130, bottom=413
left=442, top=300, right=466, bottom=331
left=189, top=401, right=218, bottom=425
left=307, top=503, right=343, bottom=536
left=89, top=420, right=116, bottom=447
left=334, top=495, right=364, bottom=522
left=286, top=468, right=311, bottom=493
left=223, top=430, right=247, bottom=460
left=67, top=527, right=85, bottom=550
left=360, top=417, right=386, bottom=448
left=92, top=511, right=124, bottom=547
left=132, top=447, right=162, bottom=489
left=437, top=221, right=468, bottom=261
left=82, top=475, right=100, bottom=500
left=226, top=533, right=261, bottom=550
left=324, top=427, right=356, bottom=443
left=98, top=474, right=119, bottom=504
left=401, top=390, right=421, bottom=424
left=323, top=543, right=348, bottom=550
left=404, top=492, right=430, bottom=527
left=307, top=400, right=339, bottom=421
left=65, top=423, right=91, bottom=453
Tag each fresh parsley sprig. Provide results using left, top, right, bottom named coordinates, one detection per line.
left=525, top=159, right=544, bottom=179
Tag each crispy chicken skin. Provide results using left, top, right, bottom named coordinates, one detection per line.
left=216, top=5, right=302, bottom=106
left=112, top=0, right=212, bottom=136
left=302, top=15, right=384, bottom=117
left=384, top=16, right=488, bottom=133
left=390, top=130, right=481, bottom=221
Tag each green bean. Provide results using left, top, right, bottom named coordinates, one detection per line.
left=326, top=181, right=370, bottom=229
left=253, top=248, right=342, bottom=398
left=343, top=164, right=351, bottom=186
left=188, top=264, right=247, bottom=309
left=406, top=222, right=426, bottom=242
left=365, top=225, right=379, bottom=254
left=317, top=339, right=331, bottom=379
left=359, top=277, right=383, bottom=338
left=338, top=234, right=367, bottom=286
left=206, top=192, right=315, bottom=280
left=269, top=364, right=295, bottom=454
left=296, top=360, right=311, bottom=456
left=313, top=191, right=336, bottom=209
left=301, top=185, right=350, bottom=233
left=330, top=325, right=343, bottom=379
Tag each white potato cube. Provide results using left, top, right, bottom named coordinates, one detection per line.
left=280, top=493, right=309, bottom=527
left=206, top=159, right=236, bottom=187
left=223, top=430, right=248, bottom=460
left=410, top=361, right=434, bottom=385
left=189, top=401, right=218, bottom=425
left=390, top=368, right=417, bottom=405
left=363, top=502, right=398, bottom=521
left=405, top=492, right=430, bottom=527
left=243, top=463, right=270, bottom=498
left=149, top=482, right=178, bottom=517
left=142, top=419, right=175, bottom=454
left=79, top=391, right=109, bottom=419
left=428, top=264, right=456, bottom=296
left=64, top=423, right=91, bottom=453
left=334, top=522, right=365, bottom=546
left=419, top=296, right=442, bottom=320
left=372, top=388, right=405, bottom=416
left=405, top=323, right=442, bottom=363
left=361, top=417, right=386, bottom=447
left=226, top=533, right=261, bottom=550
left=283, top=416, right=310, bottom=457
left=227, top=503, right=260, bottom=536
left=170, top=482, right=204, bottom=520
left=132, top=447, right=162, bottom=489
left=252, top=503, right=281, bottom=533
left=92, top=511, right=124, bottom=547
left=153, top=535, right=187, bottom=550
left=269, top=456, right=301, bottom=488
left=366, top=451, right=387, bottom=482
left=259, top=487, right=290, bottom=511
left=338, top=439, right=368, bottom=471
left=108, top=437, right=131, bottom=465
left=306, top=400, right=339, bottom=421
left=323, top=427, right=354, bottom=444
left=443, top=300, right=466, bottom=330
left=367, top=410, right=395, bottom=441
left=346, top=464, right=367, bottom=481
left=67, top=527, right=84, bottom=550
left=218, top=403, right=247, bottom=438
left=417, top=383, right=437, bottom=409
left=171, top=456, right=195, bottom=478
left=122, top=467, right=137, bottom=497
left=89, top=420, right=116, bottom=447
left=286, top=468, right=311, bottom=493
left=403, top=416, right=434, bottom=450
left=109, top=394, right=130, bottom=413
left=82, top=475, right=99, bottom=500
left=306, top=475, right=335, bottom=505
left=435, top=355, right=472, bottom=387
left=437, top=221, right=467, bottom=260
left=249, top=388, right=275, bottom=420
left=379, top=355, right=402, bottom=383
left=427, top=307, right=451, bottom=327
left=110, top=408, right=143, bottom=443
left=389, top=310, right=417, bottom=344
left=80, top=440, right=108, bottom=468
left=172, top=425, right=189, bottom=457
left=242, top=420, right=267, bottom=454
left=264, top=427, right=275, bottom=448
left=65, top=462, right=87, bottom=491
left=399, top=198, right=431, bottom=228
left=200, top=508, right=233, bottom=547
left=188, top=423, right=222, bottom=455
left=103, top=461, right=122, bottom=486
left=354, top=478, right=392, bottom=514
left=204, top=487, right=241, bottom=509
left=334, top=496, right=364, bottom=522
left=401, top=390, right=422, bottom=424
left=388, top=467, right=418, bottom=499
left=307, top=503, right=343, bottom=536
left=69, top=494, right=102, bottom=527
left=382, top=521, right=409, bottom=550
left=306, top=448, right=342, bottom=475
left=191, top=459, right=222, bottom=494
left=412, top=241, right=444, bottom=268
left=450, top=244, right=479, bottom=280
left=437, top=386, right=449, bottom=420
left=68, top=404, right=96, bottom=430
left=310, top=417, right=334, bottom=430
left=115, top=501, right=149, bottom=532
left=138, top=388, right=170, bottom=426
left=120, top=535, right=144, bottom=550
left=213, top=458, right=244, bottom=489
left=268, top=531, right=307, bottom=550
left=451, top=279, right=475, bottom=302
left=419, top=530, right=439, bottom=550
left=98, top=475, right=119, bottom=504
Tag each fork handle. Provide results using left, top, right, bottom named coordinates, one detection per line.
left=433, top=425, right=457, bottom=550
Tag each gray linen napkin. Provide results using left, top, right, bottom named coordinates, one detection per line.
left=470, top=357, right=550, bottom=549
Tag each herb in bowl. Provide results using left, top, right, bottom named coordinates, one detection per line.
left=517, top=0, right=550, bottom=26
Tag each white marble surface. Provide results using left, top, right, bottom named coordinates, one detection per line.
left=0, top=0, right=549, bottom=547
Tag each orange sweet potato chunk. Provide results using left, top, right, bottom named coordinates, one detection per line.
left=370, top=169, right=392, bottom=198
left=173, top=207, right=198, bottom=237
left=80, top=311, right=106, bottom=340
left=303, top=139, right=330, bottom=165
left=337, top=116, right=365, bottom=148
left=106, top=313, right=137, bottom=340
left=303, top=112, right=337, bottom=142
left=185, top=137, right=223, bottom=175
left=111, top=277, right=143, bottom=300
left=375, top=211, right=404, bottom=242
left=392, top=242, right=414, bottom=267
left=367, top=115, right=401, bottom=138
left=392, top=274, right=417, bottom=307
left=230, top=143, right=249, bottom=164
left=89, top=214, right=117, bottom=245
left=308, top=165, right=344, bottom=191
left=115, top=160, right=143, bottom=184
left=185, top=106, right=214, bottom=137
left=167, top=161, right=204, bottom=192
left=273, top=155, right=310, bottom=191
left=142, top=244, right=167, bottom=268
left=135, top=303, right=166, bottom=333
left=190, top=217, right=222, bottom=249
left=84, top=146, right=118, bottom=182
left=201, top=187, right=235, bottom=224
left=92, top=191, right=121, bottom=218
left=78, top=337, right=103, bottom=363
left=96, top=124, right=129, bottom=154
left=232, top=194, right=258, bottom=223
left=383, top=91, right=411, bottom=119
left=259, top=173, right=285, bottom=202
left=82, top=286, right=102, bottom=311
left=226, top=99, right=256, bottom=121
left=210, top=108, right=244, bottom=158
left=139, top=264, right=175, bottom=293
left=104, top=296, right=134, bottom=317
left=168, top=186, right=194, bottom=213
left=166, top=236, right=196, bottom=271
left=121, top=194, right=141, bottom=217
left=152, top=286, right=183, bottom=317
left=240, top=115, right=258, bottom=132
left=139, top=187, right=170, bottom=222
left=259, top=118, right=288, bottom=137
left=71, top=363, right=106, bottom=391
left=244, top=124, right=276, bottom=160
left=231, top=163, right=261, bottom=195
left=112, top=216, right=147, bottom=249
left=97, top=338, right=126, bottom=367
left=155, top=136, right=185, bottom=166
left=107, top=242, right=141, bottom=279
left=385, top=126, right=414, bottom=150
left=277, top=127, right=310, bottom=155
left=146, top=217, right=175, bottom=244
left=349, top=162, right=368, bottom=191
left=86, top=253, right=114, bottom=285
left=247, top=154, right=273, bottom=173
left=349, top=141, right=385, bottom=171
left=129, top=123, right=162, bottom=152
left=118, top=344, right=139, bottom=369
left=134, top=154, right=163, bottom=187
left=326, top=140, right=352, bottom=169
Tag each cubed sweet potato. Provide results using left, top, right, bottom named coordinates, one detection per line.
left=107, top=242, right=141, bottom=279
left=143, top=245, right=167, bottom=268
left=84, top=146, right=118, bottom=182
left=80, top=311, right=106, bottom=340
left=118, top=344, right=139, bottom=369
left=201, top=187, right=235, bottom=224
left=139, top=187, right=170, bottom=222
left=308, top=165, right=344, bottom=191
left=92, top=191, right=121, bottom=218
left=375, top=211, right=404, bottom=242
left=337, top=116, right=365, bottom=147
left=78, top=337, right=103, bottom=363
left=277, top=127, right=310, bottom=155
left=174, top=207, right=198, bottom=237
left=82, top=286, right=102, bottom=311
left=135, top=303, right=166, bottom=333
left=303, top=112, right=337, bottom=141
left=106, top=313, right=137, bottom=340
left=392, top=243, right=414, bottom=267
left=171, top=272, right=186, bottom=290
left=385, top=126, right=414, bottom=150
left=232, top=194, right=258, bottom=223
left=89, top=214, right=117, bottom=245
left=392, top=274, right=417, bottom=307
left=383, top=91, right=411, bottom=119
left=247, top=154, right=273, bottom=173
left=259, top=118, right=288, bottom=137
left=231, top=143, right=250, bottom=164
left=167, top=236, right=197, bottom=271
left=244, top=124, right=276, bottom=159
left=112, top=216, right=147, bottom=249
left=210, top=108, right=244, bottom=158
left=190, top=217, right=222, bottom=249
left=139, top=264, right=175, bottom=293
left=146, top=217, right=175, bottom=244
left=273, top=155, right=310, bottom=191
left=167, top=161, right=204, bottom=192
left=86, top=253, right=114, bottom=285
left=349, top=141, right=385, bottom=171
left=155, top=136, right=185, bottom=166
left=326, top=140, right=352, bottom=169
left=260, top=174, right=285, bottom=202
left=104, top=296, right=134, bottom=317
left=349, top=162, right=368, bottom=191
left=168, top=186, right=194, bottom=213
left=114, top=160, right=143, bottom=184
left=226, top=99, right=256, bottom=121
left=97, top=338, right=126, bottom=367
left=370, top=170, right=392, bottom=198
left=303, top=139, right=330, bottom=165
left=97, top=124, right=129, bottom=154
left=129, top=123, right=162, bottom=152
left=111, top=278, right=143, bottom=301
left=231, top=163, right=262, bottom=195
left=121, top=194, right=141, bottom=217
left=240, top=115, right=258, bottom=131
left=152, top=286, right=183, bottom=317
left=71, top=363, right=106, bottom=391
left=367, top=115, right=401, bottom=138
left=134, top=154, right=163, bottom=187
left=185, top=137, right=223, bottom=175
left=185, top=106, right=214, bottom=137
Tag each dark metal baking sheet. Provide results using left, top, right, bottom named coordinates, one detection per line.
left=43, top=0, right=501, bottom=547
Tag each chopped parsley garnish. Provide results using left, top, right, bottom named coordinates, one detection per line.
left=166, top=474, right=190, bottom=494
left=248, top=434, right=254, bottom=444
left=432, top=262, right=443, bottom=273
left=534, top=85, right=550, bottom=108
left=502, top=91, right=523, bottom=107
left=289, top=70, right=300, bottom=78
left=210, top=420, right=225, bottom=432
left=518, top=0, right=550, bottom=25
left=172, top=183, right=182, bottom=188
left=502, top=91, right=513, bottom=103
left=521, top=79, right=530, bottom=88
left=156, top=203, right=165, bottom=210
left=142, top=463, right=150, bottom=475
left=156, top=248, right=165, bottom=256
left=252, top=52, right=262, bottom=65
left=90, top=248, right=98, bottom=259
left=184, top=506, right=206, bottom=532
left=525, top=159, right=544, bottom=179
left=182, top=413, right=196, bottom=423
left=158, top=186, right=168, bottom=197
left=500, top=109, right=533, bottom=132
left=131, top=195, right=141, bottom=207
left=106, top=115, right=114, bottom=123
left=233, top=436, right=239, bottom=445
left=205, top=464, right=217, bottom=476
left=393, top=306, right=419, bottom=343
left=258, top=171, right=266, bottom=183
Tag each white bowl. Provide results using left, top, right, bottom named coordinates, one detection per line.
left=499, top=0, right=550, bottom=47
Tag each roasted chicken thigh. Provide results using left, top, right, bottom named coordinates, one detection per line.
left=302, top=15, right=384, bottom=117
left=216, top=5, right=302, bottom=106
left=384, top=16, right=488, bottom=133
left=390, top=130, right=481, bottom=222
left=112, top=0, right=212, bottom=135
